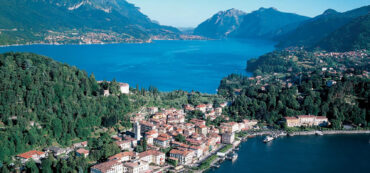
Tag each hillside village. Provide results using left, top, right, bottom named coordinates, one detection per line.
left=15, top=90, right=334, bottom=173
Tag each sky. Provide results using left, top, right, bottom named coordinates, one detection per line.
left=127, top=0, right=370, bottom=28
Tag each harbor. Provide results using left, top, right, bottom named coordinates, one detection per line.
left=197, top=129, right=370, bottom=173
left=207, top=134, right=370, bottom=173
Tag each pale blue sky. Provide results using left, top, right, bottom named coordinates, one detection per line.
left=127, top=0, right=370, bottom=27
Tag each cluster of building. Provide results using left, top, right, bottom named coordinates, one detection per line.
left=284, top=115, right=329, bottom=127
left=43, top=30, right=144, bottom=45
left=89, top=103, right=259, bottom=173
left=16, top=141, right=88, bottom=164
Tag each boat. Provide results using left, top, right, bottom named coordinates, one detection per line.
left=212, top=164, right=220, bottom=168
left=288, top=133, right=295, bottom=137
left=231, top=153, right=238, bottom=162
left=263, top=136, right=274, bottom=143
left=226, top=152, right=238, bottom=162
left=315, top=131, right=324, bottom=136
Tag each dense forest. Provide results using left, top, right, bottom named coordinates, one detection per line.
left=315, top=13, right=370, bottom=52
left=0, top=52, right=133, bottom=163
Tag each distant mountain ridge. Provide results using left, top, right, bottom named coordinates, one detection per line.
left=193, top=8, right=246, bottom=38
left=0, top=0, right=181, bottom=45
left=276, top=5, right=370, bottom=48
left=232, top=7, right=310, bottom=39
left=193, top=7, right=309, bottom=39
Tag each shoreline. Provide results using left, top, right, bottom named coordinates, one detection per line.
left=0, top=37, right=213, bottom=48
left=195, top=129, right=370, bottom=172
left=247, top=129, right=370, bottom=137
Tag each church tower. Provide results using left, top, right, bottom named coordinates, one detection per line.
left=133, top=121, right=141, bottom=141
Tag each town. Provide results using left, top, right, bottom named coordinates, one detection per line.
left=14, top=81, right=332, bottom=173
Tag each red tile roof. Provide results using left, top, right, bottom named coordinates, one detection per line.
left=284, top=117, right=298, bottom=120
left=76, top=148, right=89, bottom=155
left=298, top=115, right=316, bottom=118
left=17, top=150, right=45, bottom=159
left=108, top=152, right=135, bottom=160
left=91, top=160, right=121, bottom=173
left=138, top=150, right=164, bottom=158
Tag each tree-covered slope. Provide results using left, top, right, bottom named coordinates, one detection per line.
left=0, top=52, right=132, bottom=162
left=219, top=50, right=369, bottom=127
left=314, top=14, right=370, bottom=52
left=0, top=0, right=180, bottom=45
left=277, top=5, right=370, bottom=48
left=231, top=7, right=309, bottom=39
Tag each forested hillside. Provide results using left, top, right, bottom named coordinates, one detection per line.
left=315, top=13, right=370, bottom=52
left=0, top=0, right=180, bottom=45
left=276, top=5, right=370, bottom=49
left=219, top=49, right=369, bottom=127
left=0, top=52, right=132, bottom=162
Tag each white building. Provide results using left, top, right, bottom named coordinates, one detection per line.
left=222, top=132, right=235, bottom=144
left=133, top=121, right=141, bottom=141
left=116, top=140, right=132, bottom=151
left=119, top=83, right=130, bottom=94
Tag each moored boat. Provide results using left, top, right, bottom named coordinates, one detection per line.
left=263, top=136, right=274, bottom=143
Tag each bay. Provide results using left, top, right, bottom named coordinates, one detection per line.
left=209, top=135, right=370, bottom=173
left=0, top=39, right=275, bottom=93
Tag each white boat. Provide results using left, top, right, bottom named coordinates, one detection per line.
left=315, top=131, right=324, bottom=136
left=263, top=136, right=274, bottom=143
left=231, top=153, right=238, bottom=162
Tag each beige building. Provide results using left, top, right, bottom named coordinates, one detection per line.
left=123, top=161, right=149, bottom=173
left=284, top=117, right=300, bottom=127
left=169, top=149, right=194, bottom=165
left=91, top=160, right=123, bottom=173
left=314, top=116, right=329, bottom=126
left=298, top=115, right=316, bottom=126
left=108, top=152, right=136, bottom=162
left=284, top=115, right=329, bottom=127
left=138, top=150, right=166, bottom=165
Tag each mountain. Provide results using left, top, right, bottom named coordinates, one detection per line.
left=193, top=8, right=246, bottom=38
left=0, top=0, right=180, bottom=45
left=231, top=7, right=310, bottom=39
left=314, top=13, right=370, bottom=52
left=276, top=5, right=370, bottom=48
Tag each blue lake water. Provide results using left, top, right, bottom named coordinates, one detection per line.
left=0, top=39, right=275, bottom=93
left=208, top=135, right=370, bottom=173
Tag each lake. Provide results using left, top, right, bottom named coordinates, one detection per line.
left=0, top=39, right=275, bottom=93
left=208, top=135, right=370, bottom=173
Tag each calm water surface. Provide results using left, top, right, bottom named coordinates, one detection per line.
left=0, top=39, right=275, bottom=93
left=209, top=135, right=370, bottom=173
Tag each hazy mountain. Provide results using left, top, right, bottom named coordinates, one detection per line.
left=314, top=13, right=370, bottom=52
left=193, top=8, right=246, bottom=38
left=231, top=7, right=310, bottom=39
left=0, top=0, right=180, bottom=45
left=193, top=7, right=309, bottom=39
left=276, top=5, right=370, bottom=48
